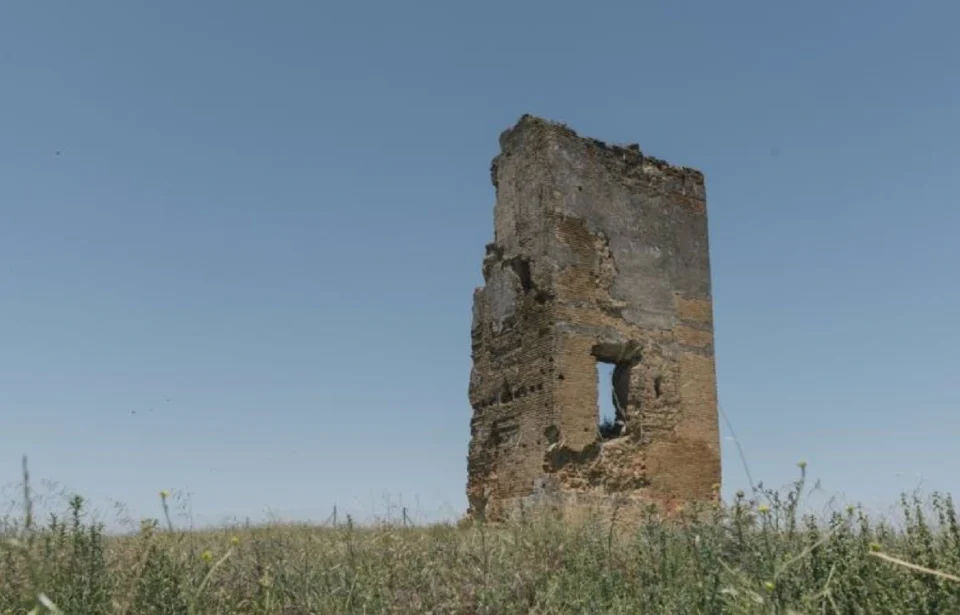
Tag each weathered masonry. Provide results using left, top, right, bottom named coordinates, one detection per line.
left=466, top=115, right=721, bottom=521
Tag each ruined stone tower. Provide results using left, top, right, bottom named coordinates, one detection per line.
left=467, top=115, right=721, bottom=521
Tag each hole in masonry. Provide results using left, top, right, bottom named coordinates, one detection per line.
left=543, top=425, right=559, bottom=444
left=591, top=342, right=641, bottom=440
left=596, top=361, right=627, bottom=439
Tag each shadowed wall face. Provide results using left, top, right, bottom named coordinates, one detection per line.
left=467, top=115, right=721, bottom=521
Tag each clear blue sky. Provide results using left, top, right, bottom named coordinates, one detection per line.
left=2, top=1, right=957, bottom=529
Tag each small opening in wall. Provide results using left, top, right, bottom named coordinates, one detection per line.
left=543, top=425, right=559, bottom=444
left=596, top=361, right=626, bottom=439
left=597, top=363, right=616, bottom=426
left=654, top=376, right=663, bottom=398
left=592, top=342, right=640, bottom=441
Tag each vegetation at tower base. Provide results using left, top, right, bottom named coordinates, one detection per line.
left=4, top=465, right=960, bottom=614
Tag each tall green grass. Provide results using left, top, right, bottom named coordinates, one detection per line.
left=3, top=457, right=960, bottom=614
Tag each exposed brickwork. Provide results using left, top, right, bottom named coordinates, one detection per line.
left=467, top=115, right=721, bottom=522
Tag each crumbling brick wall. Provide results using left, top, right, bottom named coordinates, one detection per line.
left=467, top=115, right=721, bottom=521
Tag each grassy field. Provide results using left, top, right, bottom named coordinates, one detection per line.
left=3, top=461, right=960, bottom=614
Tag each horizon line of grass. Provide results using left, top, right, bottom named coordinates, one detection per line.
left=4, top=455, right=960, bottom=614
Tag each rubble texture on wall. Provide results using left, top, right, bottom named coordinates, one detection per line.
left=467, top=115, right=721, bottom=522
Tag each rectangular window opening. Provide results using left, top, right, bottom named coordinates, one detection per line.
left=596, top=361, right=626, bottom=440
